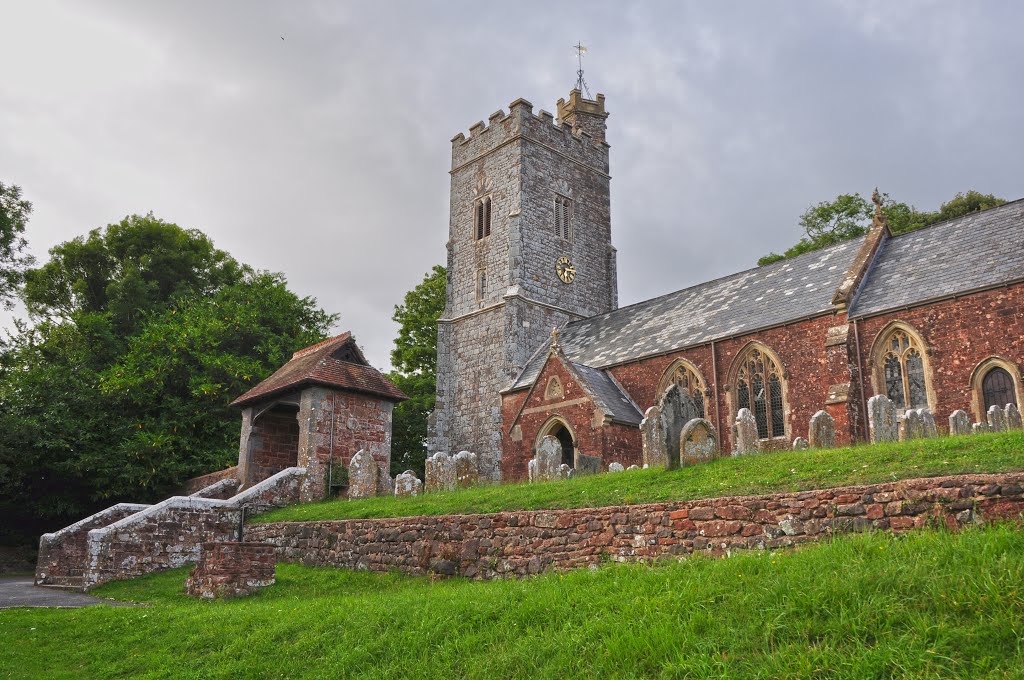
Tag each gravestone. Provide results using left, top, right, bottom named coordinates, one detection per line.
left=558, top=464, right=572, bottom=479
left=732, top=408, right=759, bottom=455
left=640, top=405, right=667, bottom=469
left=867, top=395, right=898, bottom=443
left=454, top=451, right=479, bottom=489
left=394, top=470, right=422, bottom=497
left=1006, top=403, right=1023, bottom=431
left=792, top=437, right=809, bottom=450
left=808, top=410, right=836, bottom=449
left=972, top=422, right=991, bottom=434
left=608, top=462, right=625, bottom=473
left=425, top=451, right=456, bottom=493
left=626, top=465, right=641, bottom=471
left=900, top=410, right=925, bottom=441
left=658, top=386, right=703, bottom=469
left=948, top=410, right=972, bottom=436
left=918, top=409, right=939, bottom=438
left=988, top=405, right=1007, bottom=433
left=573, top=450, right=602, bottom=476
left=347, top=449, right=379, bottom=499
left=527, top=458, right=537, bottom=483
left=533, top=436, right=564, bottom=482
left=679, top=418, right=719, bottom=467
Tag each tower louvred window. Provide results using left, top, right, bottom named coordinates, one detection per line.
left=555, top=195, right=572, bottom=241
left=474, top=197, right=491, bottom=240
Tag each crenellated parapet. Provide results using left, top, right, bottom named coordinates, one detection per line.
left=451, top=97, right=609, bottom=174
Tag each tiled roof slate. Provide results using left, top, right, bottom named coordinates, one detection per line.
left=231, top=333, right=406, bottom=407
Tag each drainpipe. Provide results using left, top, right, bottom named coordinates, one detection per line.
left=710, top=340, right=721, bottom=437
left=326, top=393, right=337, bottom=495
left=852, top=318, right=869, bottom=442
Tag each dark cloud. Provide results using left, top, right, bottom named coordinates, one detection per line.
left=2, top=0, right=1022, bottom=369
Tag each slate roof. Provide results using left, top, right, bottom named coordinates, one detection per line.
left=569, top=360, right=644, bottom=426
left=511, top=238, right=862, bottom=389
left=849, top=198, right=1024, bottom=318
left=231, top=333, right=407, bottom=407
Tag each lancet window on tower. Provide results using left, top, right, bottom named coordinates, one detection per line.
left=474, top=196, right=492, bottom=240
left=554, top=195, right=573, bottom=242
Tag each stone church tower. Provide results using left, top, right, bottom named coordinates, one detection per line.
left=430, top=90, right=618, bottom=480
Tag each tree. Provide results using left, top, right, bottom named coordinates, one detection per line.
left=758, top=190, right=1006, bottom=266
left=0, top=215, right=333, bottom=544
left=0, top=182, right=34, bottom=309
left=387, top=265, right=446, bottom=477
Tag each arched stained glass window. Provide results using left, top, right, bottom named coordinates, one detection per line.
left=660, top=362, right=706, bottom=418
left=879, top=329, right=929, bottom=409
left=735, top=347, right=785, bottom=440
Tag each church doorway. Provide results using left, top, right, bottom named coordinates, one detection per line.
left=538, top=418, right=576, bottom=468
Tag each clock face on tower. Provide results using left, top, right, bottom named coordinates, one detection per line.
left=556, top=256, right=576, bottom=284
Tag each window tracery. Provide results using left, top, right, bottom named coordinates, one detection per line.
left=661, top=362, right=706, bottom=418
left=880, top=329, right=928, bottom=409
left=735, top=347, right=785, bottom=439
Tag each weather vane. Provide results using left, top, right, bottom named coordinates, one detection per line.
left=573, top=41, right=592, bottom=98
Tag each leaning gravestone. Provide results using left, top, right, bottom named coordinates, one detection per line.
left=867, top=395, right=898, bottom=443
left=732, top=408, right=759, bottom=455
left=573, top=450, right=602, bottom=476
left=988, top=405, right=1007, bottom=433
left=1006, top=403, right=1023, bottom=431
left=948, top=410, right=972, bottom=436
left=808, top=410, right=836, bottom=449
left=453, top=451, right=479, bottom=489
left=900, top=409, right=925, bottom=441
left=792, top=437, right=809, bottom=450
left=394, top=470, right=422, bottom=497
left=533, top=436, right=564, bottom=482
left=347, top=449, right=379, bottom=499
left=640, top=405, right=667, bottom=469
left=918, top=409, right=939, bottom=438
left=679, top=418, right=718, bottom=467
left=652, top=385, right=702, bottom=469
left=425, top=451, right=456, bottom=493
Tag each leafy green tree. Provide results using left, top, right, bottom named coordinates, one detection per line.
left=759, top=190, right=1006, bottom=265
left=388, top=265, right=446, bottom=477
left=0, top=215, right=333, bottom=543
left=0, top=182, right=34, bottom=309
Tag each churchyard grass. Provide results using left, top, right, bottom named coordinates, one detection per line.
left=3, top=524, right=1023, bottom=678
left=257, top=431, right=1024, bottom=522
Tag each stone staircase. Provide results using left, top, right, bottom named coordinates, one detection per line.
left=35, top=467, right=305, bottom=591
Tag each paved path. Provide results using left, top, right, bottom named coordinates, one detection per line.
left=0, top=576, right=136, bottom=609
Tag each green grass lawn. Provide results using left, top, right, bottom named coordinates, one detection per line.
left=257, top=431, right=1024, bottom=523
left=3, top=525, right=1023, bottom=679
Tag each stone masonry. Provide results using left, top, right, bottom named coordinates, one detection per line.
left=431, top=91, right=618, bottom=481
left=185, top=542, right=276, bottom=599
left=248, top=472, right=1024, bottom=581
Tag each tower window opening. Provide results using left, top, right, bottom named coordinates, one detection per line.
left=554, top=195, right=573, bottom=242
left=474, top=197, right=492, bottom=240
left=477, top=270, right=487, bottom=302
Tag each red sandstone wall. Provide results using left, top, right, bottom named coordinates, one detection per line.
left=501, top=355, right=642, bottom=481
left=854, top=286, right=1024, bottom=429
left=311, top=389, right=392, bottom=481
left=247, top=472, right=1024, bottom=580
left=252, top=410, right=300, bottom=478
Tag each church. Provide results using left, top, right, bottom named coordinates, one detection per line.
left=429, top=88, right=1024, bottom=483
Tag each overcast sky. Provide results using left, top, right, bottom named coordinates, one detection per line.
left=2, top=1, right=1022, bottom=370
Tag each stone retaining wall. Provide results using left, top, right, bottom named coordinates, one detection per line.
left=180, top=466, right=239, bottom=495
left=185, top=542, right=276, bottom=599
left=248, top=472, right=1024, bottom=580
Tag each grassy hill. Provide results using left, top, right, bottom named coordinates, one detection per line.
left=257, top=431, right=1024, bottom=523
left=4, top=525, right=1023, bottom=678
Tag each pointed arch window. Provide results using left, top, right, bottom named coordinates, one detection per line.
left=879, top=328, right=928, bottom=409
left=659, top=361, right=706, bottom=418
left=735, top=347, right=786, bottom=440
left=554, top=194, right=573, bottom=242
left=474, top=196, right=492, bottom=240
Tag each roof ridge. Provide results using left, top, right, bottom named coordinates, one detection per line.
left=881, top=195, right=1024, bottom=242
